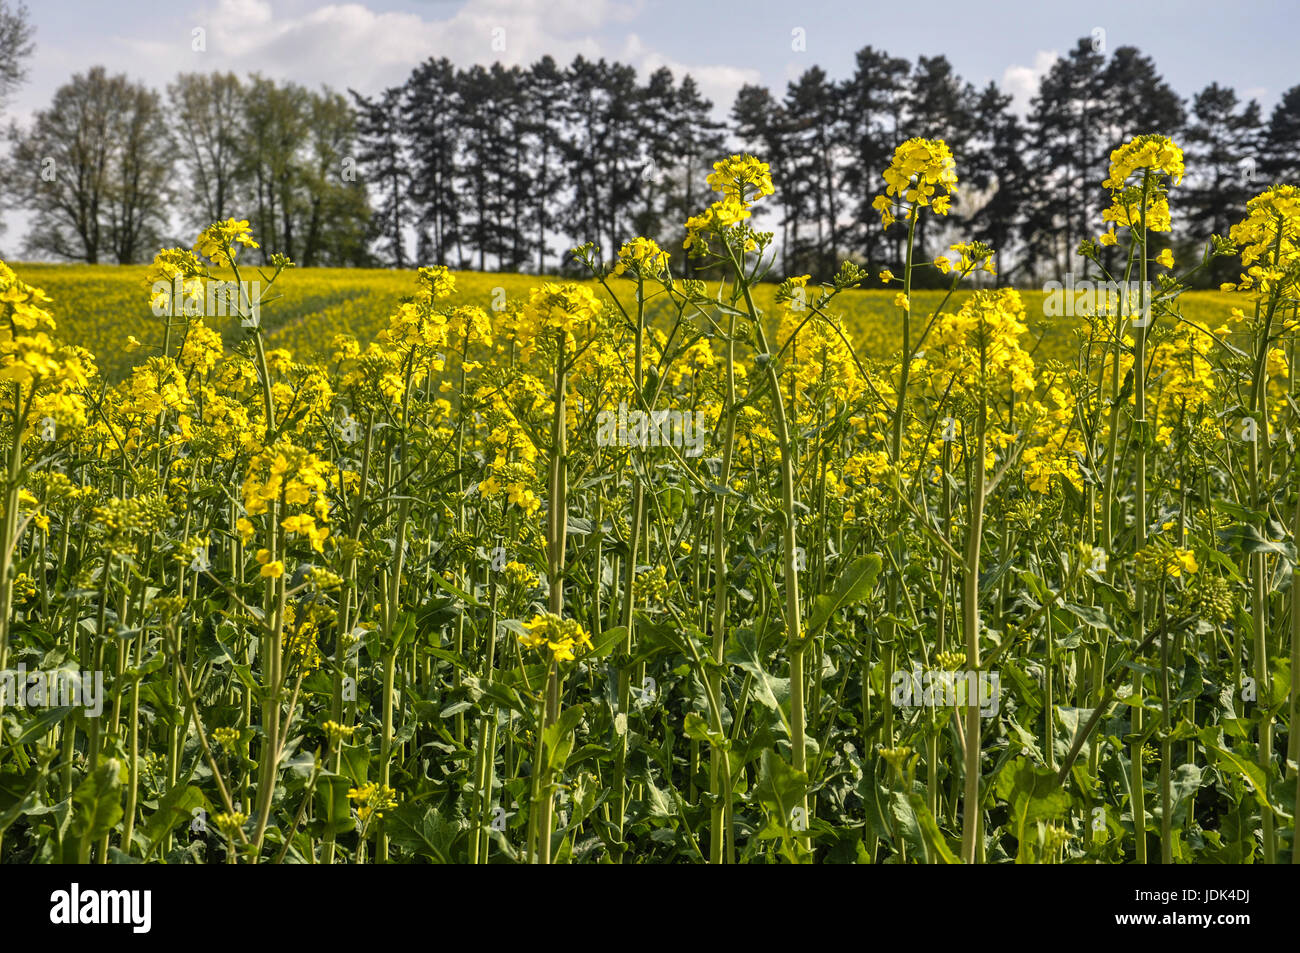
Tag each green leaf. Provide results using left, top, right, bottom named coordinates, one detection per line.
left=806, top=554, right=882, bottom=636
left=726, top=626, right=787, bottom=715
left=338, top=741, right=369, bottom=786
left=7, top=706, right=77, bottom=749
left=993, top=756, right=1069, bottom=863
left=753, top=749, right=807, bottom=829
left=565, top=516, right=596, bottom=535
left=856, top=755, right=894, bottom=846
left=143, top=784, right=206, bottom=851
left=542, top=703, right=586, bottom=772
left=1217, top=524, right=1296, bottom=563
left=0, top=765, right=46, bottom=836
left=908, top=791, right=958, bottom=863
left=427, top=571, right=481, bottom=606
left=1207, top=742, right=1275, bottom=817
left=630, top=614, right=691, bottom=663
left=1064, top=603, right=1115, bottom=633
left=316, top=775, right=354, bottom=835
left=439, top=700, right=474, bottom=718
left=683, top=711, right=727, bottom=749
left=643, top=783, right=675, bottom=819
left=383, top=803, right=454, bottom=862
left=587, top=625, right=627, bottom=661
left=70, top=758, right=124, bottom=845
left=1169, top=764, right=1203, bottom=828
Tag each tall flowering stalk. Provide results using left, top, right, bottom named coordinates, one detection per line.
left=875, top=140, right=992, bottom=860
left=1098, top=136, right=1184, bottom=864
left=0, top=267, right=92, bottom=678
left=1224, top=184, right=1300, bottom=864
left=874, top=142, right=961, bottom=759
left=517, top=281, right=601, bottom=863
left=592, top=237, right=671, bottom=858
left=0, top=266, right=92, bottom=863
left=686, top=155, right=820, bottom=856
left=930, top=289, right=1035, bottom=862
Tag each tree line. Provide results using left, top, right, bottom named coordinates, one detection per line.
left=4, top=69, right=368, bottom=266
left=3, top=26, right=1299, bottom=285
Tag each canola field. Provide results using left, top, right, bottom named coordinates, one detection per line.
left=2, top=141, right=1298, bottom=866
left=11, top=262, right=1239, bottom=381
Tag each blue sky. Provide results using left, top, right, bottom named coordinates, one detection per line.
left=7, top=0, right=1293, bottom=125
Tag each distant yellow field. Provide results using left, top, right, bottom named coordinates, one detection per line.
left=8, top=263, right=1240, bottom=379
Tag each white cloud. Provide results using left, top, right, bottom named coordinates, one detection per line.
left=620, top=34, right=759, bottom=115
left=1001, top=49, right=1058, bottom=115
left=1, top=0, right=758, bottom=254
left=12, top=0, right=738, bottom=113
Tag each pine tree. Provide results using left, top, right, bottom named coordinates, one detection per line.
left=731, top=84, right=792, bottom=272
left=526, top=56, right=567, bottom=274
left=967, top=82, right=1028, bottom=282
left=783, top=66, right=843, bottom=277
left=841, top=46, right=910, bottom=272
left=402, top=57, right=462, bottom=266
left=1262, top=86, right=1300, bottom=186
left=351, top=85, right=409, bottom=268
left=1022, top=38, right=1108, bottom=280
left=1184, top=83, right=1261, bottom=284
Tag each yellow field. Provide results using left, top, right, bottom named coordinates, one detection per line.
left=9, top=263, right=1241, bottom=379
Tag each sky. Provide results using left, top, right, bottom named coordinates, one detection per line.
left=2, top=0, right=1292, bottom=255
left=6, top=0, right=1293, bottom=127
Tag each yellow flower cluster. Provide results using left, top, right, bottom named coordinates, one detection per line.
left=348, top=782, right=399, bottom=823
left=1135, top=544, right=1198, bottom=582
left=178, top=319, right=224, bottom=374
left=194, top=218, right=260, bottom=267
left=450, top=304, right=494, bottom=350
left=518, top=282, right=604, bottom=352
left=1100, top=135, right=1184, bottom=236
left=934, top=241, right=996, bottom=277
left=323, top=720, right=357, bottom=745
left=146, top=248, right=207, bottom=314
left=684, top=153, right=774, bottom=257
left=613, top=237, right=670, bottom=278
left=683, top=199, right=753, bottom=256
left=284, top=601, right=328, bottom=671
left=1224, top=184, right=1300, bottom=297
left=384, top=300, right=449, bottom=353
left=214, top=812, right=248, bottom=835
left=479, top=462, right=542, bottom=516
left=1102, top=135, right=1185, bottom=191
left=417, top=264, right=457, bottom=300
left=873, top=138, right=959, bottom=229
left=705, top=154, right=775, bottom=204
left=0, top=263, right=96, bottom=425
left=932, top=289, right=1036, bottom=397
left=1021, top=381, right=1084, bottom=494
left=242, top=442, right=333, bottom=516
left=777, top=302, right=868, bottom=408
left=1150, top=324, right=1216, bottom=415
left=502, top=560, right=538, bottom=588
left=517, top=612, right=593, bottom=663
